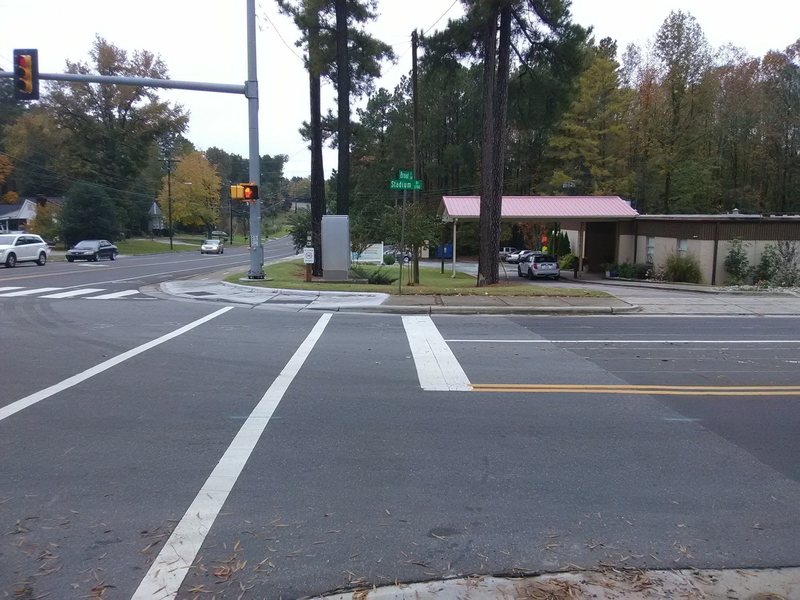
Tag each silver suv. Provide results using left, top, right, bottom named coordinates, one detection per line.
left=0, top=232, right=50, bottom=267
left=517, top=252, right=560, bottom=280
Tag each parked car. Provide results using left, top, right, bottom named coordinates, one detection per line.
left=518, top=252, right=560, bottom=280
left=0, top=232, right=49, bottom=267
left=508, top=249, right=535, bottom=264
left=499, top=247, right=518, bottom=261
left=66, top=240, right=118, bottom=262
left=200, top=239, right=224, bottom=254
left=384, top=245, right=411, bottom=263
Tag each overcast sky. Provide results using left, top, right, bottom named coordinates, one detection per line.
left=4, top=0, right=799, bottom=180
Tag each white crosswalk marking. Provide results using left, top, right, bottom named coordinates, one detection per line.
left=402, top=316, right=471, bottom=391
left=0, top=286, right=24, bottom=292
left=0, top=287, right=63, bottom=297
left=41, top=288, right=106, bottom=299
left=88, top=290, right=141, bottom=299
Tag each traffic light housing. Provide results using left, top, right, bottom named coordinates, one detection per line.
left=230, top=184, right=244, bottom=200
left=13, top=49, right=39, bottom=101
left=242, top=183, right=258, bottom=202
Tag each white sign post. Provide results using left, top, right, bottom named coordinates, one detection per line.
left=303, top=246, right=315, bottom=282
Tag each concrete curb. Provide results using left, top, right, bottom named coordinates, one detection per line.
left=311, top=304, right=643, bottom=315
left=313, top=566, right=800, bottom=600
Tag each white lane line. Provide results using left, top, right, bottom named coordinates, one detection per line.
left=0, top=287, right=63, bottom=297
left=0, top=286, right=24, bottom=292
left=89, top=290, right=141, bottom=299
left=402, top=316, right=471, bottom=391
left=41, top=288, right=106, bottom=298
left=131, top=312, right=332, bottom=600
left=0, top=307, right=234, bottom=423
left=445, top=339, right=800, bottom=344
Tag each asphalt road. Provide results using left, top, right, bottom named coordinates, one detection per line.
left=0, top=236, right=295, bottom=300
left=2, top=292, right=799, bottom=599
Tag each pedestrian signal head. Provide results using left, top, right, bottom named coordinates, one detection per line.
left=242, top=183, right=258, bottom=201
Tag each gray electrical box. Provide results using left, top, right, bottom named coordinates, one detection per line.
left=322, top=215, right=350, bottom=281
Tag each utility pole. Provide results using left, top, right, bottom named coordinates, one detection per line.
left=411, top=29, right=421, bottom=284
left=163, top=157, right=180, bottom=250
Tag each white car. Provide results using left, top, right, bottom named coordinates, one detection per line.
left=0, top=232, right=50, bottom=267
left=200, top=239, right=224, bottom=254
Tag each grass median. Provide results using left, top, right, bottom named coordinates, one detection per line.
left=227, top=260, right=607, bottom=297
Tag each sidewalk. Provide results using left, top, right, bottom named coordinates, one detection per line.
left=157, top=260, right=800, bottom=316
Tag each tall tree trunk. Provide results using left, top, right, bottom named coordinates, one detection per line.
left=478, top=2, right=511, bottom=286
left=477, top=4, right=498, bottom=286
left=335, top=0, right=351, bottom=215
left=309, top=21, right=325, bottom=276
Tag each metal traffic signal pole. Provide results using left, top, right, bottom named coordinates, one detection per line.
left=3, top=0, right=265, bottom=277
left=245, top=0, right=264, bottom=278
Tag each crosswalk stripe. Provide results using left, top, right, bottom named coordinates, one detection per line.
left=402, top=315, right=471, bottom=391
left=0, top=286, right=24, bottom=292
left=88, top=290, right=141, bottom=299
left=41, top=288, right=106, bottom=299
left=0, top=287, right=63, bottom=297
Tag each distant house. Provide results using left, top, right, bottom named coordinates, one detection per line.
left=0, top=197, right=64, bottom=232
left=0, top=199, right=38, bottom=231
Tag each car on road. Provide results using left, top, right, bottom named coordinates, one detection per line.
left=499, top=247, right=518, bottom=262
left=200, top=239, right=224, bottom=254
left=517, top=252, right=560, bottom=279
left=66, top=240, right=118, bottom=262
left=0, top=232, right=50, bottom=267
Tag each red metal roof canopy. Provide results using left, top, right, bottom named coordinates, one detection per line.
left=441, top=196, right=638, bottom=220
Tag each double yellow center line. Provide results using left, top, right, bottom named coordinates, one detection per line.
left=470, top=384, right=800, bottom=396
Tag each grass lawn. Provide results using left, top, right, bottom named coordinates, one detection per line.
left=116, top=238, right=198, bottom=255
left=227, top=260, right=607, bottom=297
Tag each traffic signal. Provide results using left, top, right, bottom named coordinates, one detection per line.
left=13, top=49, right=39, bottom=101
left=230, top=184, right=244, bottom=200
left=242, top=183, right=258, bottom=202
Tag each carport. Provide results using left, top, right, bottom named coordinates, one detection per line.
left=440, top=195, right=639, bottom=276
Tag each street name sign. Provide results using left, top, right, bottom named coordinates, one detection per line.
left=390, top=179, right=423, bottom=191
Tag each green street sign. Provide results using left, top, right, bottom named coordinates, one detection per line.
left=390, top=179, right=423, bottom=191
left=398, top=170, right=414, bottom=180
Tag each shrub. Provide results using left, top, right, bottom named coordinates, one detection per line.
left=724, top=239, right=751, bottom=284
left=755, top=242, right=800, bottom=287
left=383, top=253, right=396, bottom=266
left=617, top=262, right=635, bottom=278
left=633, top=263, right=651, bottom=279
left=350, top=265, right=398, bottom=285
left=559, top=253, right=577, bottom=269
left=664, top=253, right=702, bottom=284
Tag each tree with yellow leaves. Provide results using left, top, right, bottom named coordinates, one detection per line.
left=158, top=151, right=221, bottom=236
left=0, top=154, right=17, bottom=204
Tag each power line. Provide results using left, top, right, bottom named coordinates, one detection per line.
left=423, top=0, right=460, bottom=35
left=258, top=3, right=305, bottom=63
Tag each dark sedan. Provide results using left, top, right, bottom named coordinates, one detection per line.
left=66, top=240, right=118, bottom=262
